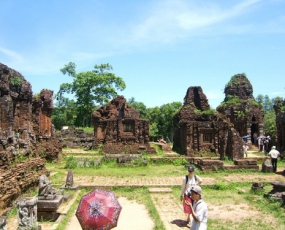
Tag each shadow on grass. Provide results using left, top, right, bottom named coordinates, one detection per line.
left=170, top=219, right=189, bottom=228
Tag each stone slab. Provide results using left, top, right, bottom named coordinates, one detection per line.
left=37, top=211, right=60, bottom=222
left=63, top=194, right=71, bottom=202
left=18, top=225, right=42, bottom=230
left=148, top=187, right=173, bottom=193
left=37, top=195, right=63, bottom=211
left=60, top=185, right=79, bottom=191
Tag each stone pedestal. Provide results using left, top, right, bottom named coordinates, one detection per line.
left=251, top=182, right=264, bottom=191
left=60, top=185, right=79, bottom=191
left=262, top=159, right=273, bottom=173
left=264, top=181, right=285, bottom=202
left=37, top=195, right=63, bottom=221
left=17, top=197, right=40, bottom=230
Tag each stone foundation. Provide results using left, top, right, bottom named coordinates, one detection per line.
left=37, top=195, right=63, bottom=221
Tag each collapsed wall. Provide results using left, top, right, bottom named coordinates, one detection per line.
left=56, top=125, right=95, bottom=149
left=92, top=96, right=156, bottom=154
left=0, top=63, right=62, bottom=212
left=173, top=86, right=244, bottom=159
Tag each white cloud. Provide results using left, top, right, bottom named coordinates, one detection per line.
left=0, top=46, right=23, bottom=63
left=125, top=0, right=263, bottom=46
left=269, top=91, right=285, bottom=96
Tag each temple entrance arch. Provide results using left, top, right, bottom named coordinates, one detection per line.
left=251, top=116, right=259, bottom=145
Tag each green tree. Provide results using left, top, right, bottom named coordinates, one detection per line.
left=271, top=96, right=283, bottom=106
left=146, top=106, right=161, bottom=141
left=255, top=95, right=285, bottom=137
left=264, top=111, right=276, bottom=137
left=127, top=97, right=148, bottom=118
left=56, top=62, right=126, bottom=127
left=52, top=97, right=77, bottom=130
left=263, top=95, right=273, bottom=113
left=146, top=102, right=182, bottom=142
left=159, top=102, right=182, bottom=141
left=256, top=94, right=264, bottom=105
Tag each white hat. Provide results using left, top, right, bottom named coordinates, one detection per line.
left=272, top=146, right=276, bottom=149
left=191, top=185, right=203, bottom=198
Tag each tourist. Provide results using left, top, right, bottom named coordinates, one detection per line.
left=253, top=132, right=258, bottom=146
left=185, top=185, right=208, bottom=230
left=243, top=144, right=249, bottom=158
left=263, top=137, right=270, bottom=154
left=258, top=138, right=264, bottom=152
left=180, top=166, right=202, bottom=226
left=268, top=146, right=280, bottom=173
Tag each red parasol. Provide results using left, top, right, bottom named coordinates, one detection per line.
left=76, top=189, right=122, bottom=230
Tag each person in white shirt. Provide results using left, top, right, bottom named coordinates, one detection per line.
left=243, top=144, right=249, bottom=157
left=258, top=138, right=264, bottom=152
left=268, top=146, right=280, bottom=173
left=185, top=185, right=208, bottom=230
left=180, top=166, right=202, bottom=225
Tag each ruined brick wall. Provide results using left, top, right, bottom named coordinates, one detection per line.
left=0, top=63, right=62, bottom=212
left=173, top=86, right=244, bottom=160
left=0, top=63, right=61, bottom=159
left=217, top=74, right=264, bottom=144
left=56, top=126, right=95, bottom=149
left=92, top=96, right=155, bottom=154
left=32, top=89, right=53, bottom=137
left=0, top=63, right=33, bottom=132
left=184, top=86, right=210, bottom=111
left=39, top=89, right=53, bottom=137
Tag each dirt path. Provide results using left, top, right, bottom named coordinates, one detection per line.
left=65, top=196, right=155, bottom=230
left=73, top=172, right=284, bottom=188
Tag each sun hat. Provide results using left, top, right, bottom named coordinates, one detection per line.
left=191, top=185, right=202, bottom=197
left=188, top=166, right=195, bottom=172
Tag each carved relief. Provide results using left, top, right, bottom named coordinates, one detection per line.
left=17, top=197, right=38, bottom=229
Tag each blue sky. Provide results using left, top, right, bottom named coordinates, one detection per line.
left=1, top=0, right=285, bottom=108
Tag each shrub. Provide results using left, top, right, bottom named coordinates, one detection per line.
left=172, top=158, right=188, bottom=166
left=65, top=156, right=77, bottom=169
left=9, top=75, right=23, bottom=87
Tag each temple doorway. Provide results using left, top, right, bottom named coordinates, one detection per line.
left=251, top=117, right=259, bottom=146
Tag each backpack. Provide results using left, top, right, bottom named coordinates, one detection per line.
left=185, top=174, right=197, bottom=198
left=185, top=174, right=197, bottom=185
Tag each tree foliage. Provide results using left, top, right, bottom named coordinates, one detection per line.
left=128, top=97, right=148, bottom=118
left=255, top=94, right=284, bottom=137
left=55, top=62, right=126, bottom=127
left=127, top=98, right=182, bottom=141
left=145, top=102, right=182, bottom=141
left=52, top=97, right=77, bottom=130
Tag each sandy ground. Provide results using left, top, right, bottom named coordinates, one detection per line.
left=65, top=197, right=155, bottom=230
left=6, top=196, right=155, bottom=230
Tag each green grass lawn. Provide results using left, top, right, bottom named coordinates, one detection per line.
left=8, top=149, right=285, bottom=230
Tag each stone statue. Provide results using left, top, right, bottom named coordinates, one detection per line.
left=38, top=175, right=57, bottom=199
